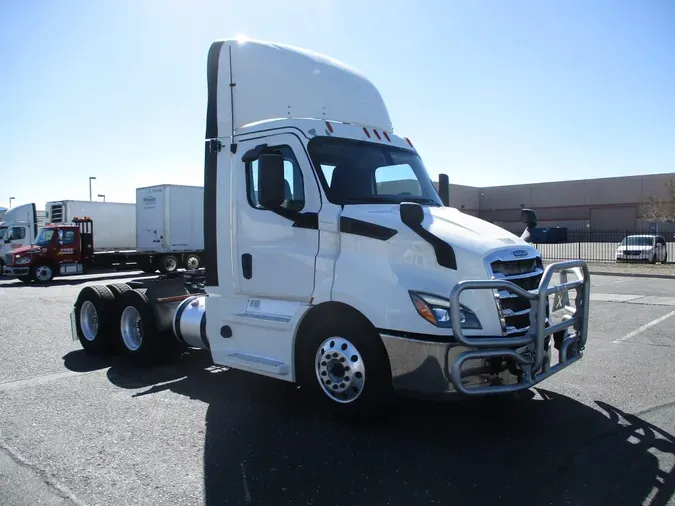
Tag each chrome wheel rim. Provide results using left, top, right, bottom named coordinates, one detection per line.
left=80, top=301, right=99, bottom=341
left=186, top=256, right=199, bottom=269
left=35, top=265, right=52, bottom=281
left=120, top=306, right=143, bottom=351
left=164, top=258, right=177, bottom=271
left=315, top=337, right=366, bottom=404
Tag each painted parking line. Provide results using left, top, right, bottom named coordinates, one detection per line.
left=613, top=308, right=675, bottom=344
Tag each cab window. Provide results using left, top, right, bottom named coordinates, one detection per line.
left=8, top=227, right=25, bottom=240
left=246, top=145, right=305, bottom=212
left=58, top=230, right=76, bottom=246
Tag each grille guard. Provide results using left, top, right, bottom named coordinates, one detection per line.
left=449, top=260, right=590, bottom=396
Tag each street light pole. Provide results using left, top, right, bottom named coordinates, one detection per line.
left=89, top=176, right=96, bottom=201
left=98, top=194, right=106, bottom=202
left=9, top=197, right=15, bottom=208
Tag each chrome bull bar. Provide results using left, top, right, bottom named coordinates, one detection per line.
left=448, top=260, right=591, bottom=395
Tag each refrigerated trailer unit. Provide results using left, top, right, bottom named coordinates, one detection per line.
left=45, top=200, right=136, bottom=251
left=136, top=185, right=204, bottom=265
left=65, top=38, right=591, bottom=414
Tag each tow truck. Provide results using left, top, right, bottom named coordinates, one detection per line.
left=68, top=38, right=591, bottom=414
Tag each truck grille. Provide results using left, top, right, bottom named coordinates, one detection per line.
left=489, top=255, right=544, bottom=337
left=5, top=253, right=12, bottom=266
left=50, top=204, right=64, bottom=223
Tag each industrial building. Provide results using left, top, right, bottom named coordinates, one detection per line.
left=434, top=172, right=675, bottom=234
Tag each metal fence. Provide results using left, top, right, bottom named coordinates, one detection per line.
left=533, top=229, right=675, bottom=264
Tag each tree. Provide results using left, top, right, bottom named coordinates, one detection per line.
left=639, top=176, right=675, bottom=223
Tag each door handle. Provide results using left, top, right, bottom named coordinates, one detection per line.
left=241, top=254, right=252, bottom=279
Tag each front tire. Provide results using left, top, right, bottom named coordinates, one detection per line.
left=32, top=263, right=55, bottom=283
left=74, top=285, right=115, bottom=355
left=297, top=316, right=394, bottom=416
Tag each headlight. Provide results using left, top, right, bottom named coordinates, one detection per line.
left=409, top=291, right=482, bottom=329
left=16, top=256, right=31, bottom=265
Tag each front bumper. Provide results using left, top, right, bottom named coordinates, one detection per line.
left=382, top=260, right=590, bottom=398
left=2, top=265, right=30, bottom=277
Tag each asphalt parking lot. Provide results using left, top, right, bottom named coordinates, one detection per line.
left=1, top=272, right=674, bottom=506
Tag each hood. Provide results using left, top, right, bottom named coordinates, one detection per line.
left=10, top=245, right=44, bottom=256
left=341, top=204, right=530, bottom=256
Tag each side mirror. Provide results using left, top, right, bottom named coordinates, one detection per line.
left=258, top=154, right=286, bottom=209
left=521, top=208, right=537, bottom=226
left=400, top=202, right=424, bottom=229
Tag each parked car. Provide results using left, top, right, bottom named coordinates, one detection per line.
left=616, top=234, right=668, bottom=264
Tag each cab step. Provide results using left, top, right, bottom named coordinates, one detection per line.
left=227, top=352, right=289, bottom=375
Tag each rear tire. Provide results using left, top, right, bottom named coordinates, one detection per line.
left=184, top=254, right=200, bottom=270
left=117, top=288, right=170, bottom=366
left=297, top=315, right=395, bottom=418
left=158, top=255, right=178, bottom=274
left=74, top=285, right=115, bottom=355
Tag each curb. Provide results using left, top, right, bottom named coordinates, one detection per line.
left=588, top=270, right=675, bottom=280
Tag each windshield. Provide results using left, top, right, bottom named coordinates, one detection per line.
left=620, top=236, right=654, bottom=247
left=0, top=227, right=7, bottom=240
left=308, top=137, right=443, bottom=206
left=35, top=229, right=55, bottom=246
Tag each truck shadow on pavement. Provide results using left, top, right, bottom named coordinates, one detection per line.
left=63, top=350, right=675, bottom=506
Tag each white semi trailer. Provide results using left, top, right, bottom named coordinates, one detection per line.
left=69, top=38, right=590, bottom=414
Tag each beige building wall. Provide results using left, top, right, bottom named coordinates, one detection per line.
left=432, top=172, right=674, bottom=232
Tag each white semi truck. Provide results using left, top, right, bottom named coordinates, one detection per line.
left=69, top=38, right=590, bottom=413
left=0, top=203, right=45, bottom=268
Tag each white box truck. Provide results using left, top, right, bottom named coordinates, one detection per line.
left=136, top=185, right=204, bottom=269
left=65, top=38, right=591, bottom=416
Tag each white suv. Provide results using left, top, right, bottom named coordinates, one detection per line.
left=616, top=234, right=668, bottom=264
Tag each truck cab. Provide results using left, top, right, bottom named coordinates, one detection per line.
left=0, top=203, right=40, bottom=268
left=69, top=39, right=591, bottom=414
left=3, top=219, right=91, bottom=282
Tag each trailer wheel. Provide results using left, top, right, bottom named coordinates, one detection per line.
left=117, top=288, right=166, bottom=365
left=74, top=285, right=115, bottom=355
left=158, top=255, right=178, bottom=274
left=32, top=263, right=55, bottom=283
left=184, top=254, right=200, bottom=270
left=297, top=315, right=394, bottom=416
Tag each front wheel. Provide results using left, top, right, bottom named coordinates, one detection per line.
left=32, top=263, right=55, bottom=283
left=297, top=317, right=394, bottom=416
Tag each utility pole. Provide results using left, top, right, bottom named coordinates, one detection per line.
left=9, top=197, right=15, bottom=208
left=89, top=176, right=96, bottom=201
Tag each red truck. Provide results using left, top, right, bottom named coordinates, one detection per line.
left=3, top=218, right=192, bottom=283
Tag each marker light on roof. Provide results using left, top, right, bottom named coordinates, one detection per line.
left=383, top=131, right=391, bottom=142
left=373, top=129, right=381, bottom=140
left=405, top=137, right=414, bottom=148
left=363, top=127, right=371, bottom=138
left=325, top=121, right=334, bottom=133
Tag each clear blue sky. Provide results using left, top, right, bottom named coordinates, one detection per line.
left=1, top=0, right=674, bottom=208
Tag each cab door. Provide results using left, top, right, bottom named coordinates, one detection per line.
left=56, top=228, right=80, bottom=265
left=234, top=133, right=320, bottom=301
left=206, top=132, right=322, bottom=376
